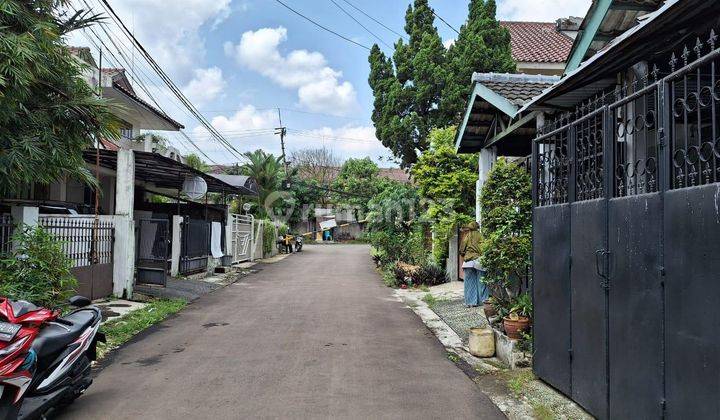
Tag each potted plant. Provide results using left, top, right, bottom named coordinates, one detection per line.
left=503, top=293, right=532, bottom=340
left=483, top=296, right=497, bottom=318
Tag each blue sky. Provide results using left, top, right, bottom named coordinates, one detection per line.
left=70, top=0, right=591, bottom=165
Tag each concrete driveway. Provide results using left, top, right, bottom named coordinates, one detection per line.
left=57, top=244, right=504, bottom=419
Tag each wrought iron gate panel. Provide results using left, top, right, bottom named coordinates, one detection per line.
left=667, top=42, right=720, bottom=189
left=532, top=29, right=720, bottom=419
left=569, top=200, right=608, bottom=419
left=611, top=84, right=660, bottom=197
left=180, top=219, right=209, bottom=275
left=136, top=219, right=169, bottom=286
left=608, top=194, right=664, bottom=418
left=664, top=185, right=720, bottom=419
left=531, top=205, right=571, bottom=395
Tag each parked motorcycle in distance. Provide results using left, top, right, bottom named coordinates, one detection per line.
left=295, top=234, right=303, bottom=252
left=0, top=296, right=104, bottom=419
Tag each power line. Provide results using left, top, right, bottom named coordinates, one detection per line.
left=432, top=10, right=460, bottom=35
left=328, top=0, right=392, bottom=49
left=96, top=0, right=245, bottom=160
left=338, top=0, right=408, bottom=41
left=273, top=0, right=371, bottom=50
left=72, top=0, right=218, bottom=164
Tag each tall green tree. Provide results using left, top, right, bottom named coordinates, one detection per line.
left=0, top=0, right=119, bottom=195
left=332, top=157, right=386, bottom=219
left=441, top=0, right=515, bottom=120
left=237, top=149, right=284, bottom=218
left=411, top=127, right=478, bottom=263
left=368, top=0, right=513, bottom=166
left=368, top=0, right=445, bottom=167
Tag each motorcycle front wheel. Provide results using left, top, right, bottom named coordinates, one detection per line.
left=0, top=385, right=22, bottom=420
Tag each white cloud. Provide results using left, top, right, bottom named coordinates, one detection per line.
left=190, top=105, right=277, bottom=145
left=443, top=38, right=456, bottom=49
left=224, top=27, right=359, bottom=115
left=497, top=0, right=590, bottom=21
left=291, top=125, right=392, bottom=161
left=182, top=67, right=226, bottom=106
left=90, top=0, right=232, bottom=81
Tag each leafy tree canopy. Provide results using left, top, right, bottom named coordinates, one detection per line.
left=441, top=0, right=515, bottom=120
left=411, top=127, right=478, bottom=219
left=184, top=153, right=209, bottom=172
left=332, top=157, right=387, bottom=219
left=368, top=0, right=513, bottom=167
left=0, top=0, right=119, bottom=195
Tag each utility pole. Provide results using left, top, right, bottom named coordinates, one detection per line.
left=275, top=108, right=289, bottom=178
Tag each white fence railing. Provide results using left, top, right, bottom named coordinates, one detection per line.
left=230, top=214, right=254, bottom=263
left=38, top=215, right=114, bottom=268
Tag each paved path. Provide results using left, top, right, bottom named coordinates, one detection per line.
left=58, top=245, right=504, bottom=419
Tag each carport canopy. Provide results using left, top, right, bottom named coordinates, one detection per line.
left=84, top=149, right=259, bottom=196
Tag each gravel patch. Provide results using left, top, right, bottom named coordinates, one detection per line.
left=430, top=298, right=488, bottom=343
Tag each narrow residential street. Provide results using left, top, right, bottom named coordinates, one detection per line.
left=57, top=245, right=503, bottom=419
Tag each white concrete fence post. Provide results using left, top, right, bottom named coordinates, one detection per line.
left=113, top=149, right=135, bottom=298
left=170, top=215, right=183, bottom=277
left=10, top=206, right=39, bottom=250
left=476, top=146, right=497, bottom=226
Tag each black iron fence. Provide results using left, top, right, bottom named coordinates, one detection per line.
left=39, top=216, right=114, bottom=268
left=532, top=28, right=720, bottom=419
left=0, top=215, right=13, bottom=255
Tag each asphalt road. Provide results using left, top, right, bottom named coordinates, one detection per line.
left=58, top=244, right=504, bottom=420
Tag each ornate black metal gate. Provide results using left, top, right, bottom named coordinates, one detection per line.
left=532, top=30, right=720, bottom=419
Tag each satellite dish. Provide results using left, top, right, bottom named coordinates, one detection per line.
left=182, top=175, right=207, bottom=200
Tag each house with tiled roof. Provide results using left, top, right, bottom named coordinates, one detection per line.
left=500, top=18, right=580, bottom=75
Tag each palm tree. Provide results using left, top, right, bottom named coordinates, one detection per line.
left=238, top=150, right=284, bottom=217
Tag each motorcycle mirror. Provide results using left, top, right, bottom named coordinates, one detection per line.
left=68, top=296, right=92, bottom=308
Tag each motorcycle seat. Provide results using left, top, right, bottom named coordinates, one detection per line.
left=31, top=310, right=98, bottom=360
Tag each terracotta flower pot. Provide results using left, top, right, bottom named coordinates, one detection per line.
left=483, top=300, right=497, bottom=318
left=503, top=315, right=530, bottom=340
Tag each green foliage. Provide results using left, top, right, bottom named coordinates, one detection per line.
left=413, top=262, right=448, bottom=286
left=184, top=153, right=209, bottom=172
left=235, top=150, right=285, bottom=219
left=441, top=0, right=515, bottom=120
left=421, top=293, right=438, bottom=307
left=277, top=222, right=289, bottom=237
left=367, top=0, right=445, bottom=167
left=380, top=264, right=399, bottom=288
left=479, top=158, right=532, bottom=296
left=367, top=0, right=513, bottom=166
left=412, top=127, right=478, bottom=209
left=261, top=220, right=276, bottom=255
left=432, top=212, right=474, bottom=264
left=332, top=157, right=386, bottom=219
left=0, top=0, right=120, bottom=195
left=510, top=292, right=532, bottom=318
left=135, top=133, right=168, bottom=153
left=0, top=226, right=77, bottom=307
left=411, top=127, right=478, bottom=264
left=365, top=181, right=424, bottom=264
left=97, top=298, right=186, bottom=359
